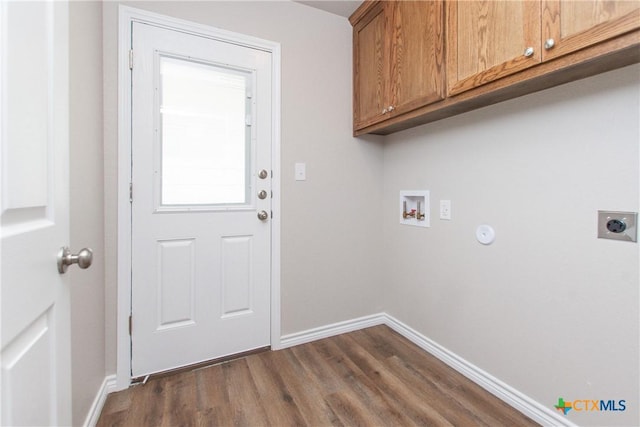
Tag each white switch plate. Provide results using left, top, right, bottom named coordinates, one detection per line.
left=295, top=163, right=306, bottom=181
left=440, top=200, right=451, bottom=220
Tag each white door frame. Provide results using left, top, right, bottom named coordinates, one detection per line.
left=116, top=6, right=281, bottom=390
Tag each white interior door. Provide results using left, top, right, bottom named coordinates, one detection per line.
left=131, top=22, right=272, bottom=377
left=1, top=1, right=71, bottom=425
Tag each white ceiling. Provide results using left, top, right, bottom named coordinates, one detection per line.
left=295, top=1, right=361, bottom=18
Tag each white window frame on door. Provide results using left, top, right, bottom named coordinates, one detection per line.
left=116, top=6, right=281, bottom=390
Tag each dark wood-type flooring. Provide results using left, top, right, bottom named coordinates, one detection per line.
left=97, top=325, right=539, bottom=426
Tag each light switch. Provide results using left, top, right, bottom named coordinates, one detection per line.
left=440, top=200, right=451, bottom=220
left=295, top=163, right=306, bottom=181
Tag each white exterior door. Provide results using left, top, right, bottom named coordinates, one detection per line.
left=1, top=1, right=72, bottom=425
left=131, top=22, right=272, bottom=377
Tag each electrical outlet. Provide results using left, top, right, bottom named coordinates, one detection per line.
left=597, top=211, right=637, bottom=242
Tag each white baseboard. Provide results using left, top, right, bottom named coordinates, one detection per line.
left=279, top=313, right=386, bottom=349
left=83, top=374, right=117, bottom=427
left=279, top=312, right=575, bottom=427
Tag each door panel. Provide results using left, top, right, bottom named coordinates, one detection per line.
left=221, top=235, right=253, bottom=317
left=447, top=0, right=541, bottom=95
left=353, top=2, right=388, bottom=129
left=131, top=22, right=272, bottom=377
left=542, top=0, right=640, bottom=60
left=1, top=1, right=71, bottom=425
left=390, top=0, right=444, bottom=116
left=157, top=238, right=195, bottom=329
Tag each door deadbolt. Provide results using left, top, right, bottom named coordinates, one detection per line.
left=258, top=169, right=268, bottom=179
left=258, top=190, right=268, bottom=200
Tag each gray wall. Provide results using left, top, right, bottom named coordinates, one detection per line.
left=102, top=1, right=385, bottom=373
left=69, top=1, right=105, bottom=425
left=382, top=64, right=639, bottom=427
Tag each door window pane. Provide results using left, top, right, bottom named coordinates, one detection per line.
left=160, top=56, right=251, bottom=205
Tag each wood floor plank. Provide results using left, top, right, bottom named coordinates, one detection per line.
left=331, top=333, right=455, bottom=427
left=96, top=325, right=540, bottom=427
left=348, top=329, right=487, bottom=425
left=290, top=340, right=346, bottom=395
left=320, top=336, right=425, bottom=426
left=194, top=364, right=231, bottom=419
left=361, top=326, right=538, bottom=426
left=244, top=350, right=308, bottom=426
left=264, top=348, right=344, bottom=426
left=221, top=358, right=270, bottom=426
left=118, top=377, right=167, bottom=426
left=161, top=371, right=198, bottom=426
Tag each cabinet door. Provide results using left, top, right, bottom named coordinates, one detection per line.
left=353, top=2, right=390, bottom=130
left=389, top=1, right=445, bottom=116
left=542, top=0, right=640, bottom=60
left=447, top=0, right=541, bottom=95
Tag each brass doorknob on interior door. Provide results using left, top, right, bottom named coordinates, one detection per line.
left=523, top=47, right=535, bottom=57
left=57, top=247, right=93, bottom=274
left=257, top=210, right=269, bottom=221
left=544, top=38, right=555, bottom=49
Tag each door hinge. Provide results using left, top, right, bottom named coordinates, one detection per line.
left=129, top=315, right=132, bottom=336
left=129, top=49, right=134, bottom=70
left=129, top=183, right=133, bottom=203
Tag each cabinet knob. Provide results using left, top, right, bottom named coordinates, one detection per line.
left=544, top=38, right=555, bottom=50
left=523, top=47, right=535, bottom=58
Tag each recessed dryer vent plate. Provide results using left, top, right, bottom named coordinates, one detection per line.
left=400, top=191, right=430, bottom=228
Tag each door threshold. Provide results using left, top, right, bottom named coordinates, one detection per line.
left=131, top=346, right=271, bottom=385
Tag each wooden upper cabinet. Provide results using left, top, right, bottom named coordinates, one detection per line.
left=352, top=1, right=444, bottom=131
left=447, top=0, right=640, bottom=96
left=447, top=1, right=542, bottom=96
left=352, top=2, right=388, bottom=129
left=351, top=0, right=638, bottom=135
left=389, top=1, right=445, bottom=117
left=542, top=0, right=640, bottom=61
